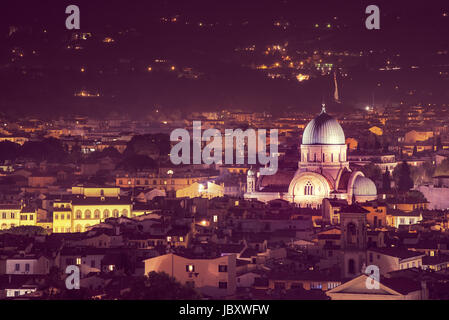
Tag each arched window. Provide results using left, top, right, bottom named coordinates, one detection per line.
left=76, top=210, right=82, bottom=219
left=103, top=209, right=110, bottom=219
left=304, top=181, right=314, bottom=195
left=75, top=224, right=82, bottom=233
left=113, top=209, right=119, bottom=218
left=348, top=259, right=355, bottom=274
left=94, top=209, right=100, bottom=219
left=122, top=209, right=128, bottom=217
left=84, top=210, right=91, bottom=219
left=347, top=222, right=357, bottom=246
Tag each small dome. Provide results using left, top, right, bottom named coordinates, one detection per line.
left=353, top=175, right=377, bottom=196
left=302, top=107, right=345, bottom=145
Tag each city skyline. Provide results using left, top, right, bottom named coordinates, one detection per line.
left=1, top=0, right=449, bottom=304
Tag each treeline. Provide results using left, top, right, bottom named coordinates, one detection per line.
left=0, top=134, right=171, bottom=173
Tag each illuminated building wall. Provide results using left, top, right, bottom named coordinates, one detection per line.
left=0, top=205, right=37, bottom=230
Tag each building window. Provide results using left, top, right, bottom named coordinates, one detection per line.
left=186, top=265, right=195, bottom=272
left=311, top=282, right=322, bottom=290
left=94, top=210, right=100, bottom=219
left=25, top=263, right=30, bottom=272
left=304, top=181, right=314, bottom=195
left=218, top=282, right=228, bottom=289
left=76, top=258, right=81, bottom=265
left=103, top=210, right=109, bottom=218
left=85, top=210, right=91, bottom=219
left=54, top=214, right=58, bottom=220
left=348, top=259, right=355, bottom=274
left=76, top=210, right=82, bottom=219
left=15, top=264, right=20, bottom=271
left=218, top=265, right=228, bottom=273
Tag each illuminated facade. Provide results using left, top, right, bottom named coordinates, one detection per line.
left=245, top=105, right=378, bottom=208
left=116, top=172, right=219, bottom=192
left=52, top=187, right=145, bottom=233
left=0, top=205, right=37, bottom=230
left=176, top=182, right=224, bottom=199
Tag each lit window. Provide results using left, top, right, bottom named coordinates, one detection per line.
left=76, top=258, right=81, bottom=265
left=186, top=265, right=194, bottom=272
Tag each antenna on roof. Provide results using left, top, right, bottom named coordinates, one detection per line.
left=321, top=102, right=326, bottom=114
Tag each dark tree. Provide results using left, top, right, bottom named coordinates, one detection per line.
left=0, top=141, right=21, bottom=161
left=21, top=138, right=68, bottom=162
left=124, top=134, right=170, bottom=160
left=122, top=272, right=200, bottom=300
left=116, top=154, right=157, bottom=172
left=394, top=161, right=414, bottom=192
left=362, top=162, right=382, bottom=183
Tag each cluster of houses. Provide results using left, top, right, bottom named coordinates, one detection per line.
left=1, top=184, right=449, bottom=299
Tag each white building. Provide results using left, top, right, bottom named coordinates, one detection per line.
left=416, top=176, right=449, bottom=210
left=6, top=255, right=50, bottom=275
left=245, top=105, right=377, bottom=208
left=367, top=248, right=424, bottom=275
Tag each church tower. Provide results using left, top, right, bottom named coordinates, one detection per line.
left=247, top=168, right=256, bottom=193
left=340, top=204, right=369, bottom=279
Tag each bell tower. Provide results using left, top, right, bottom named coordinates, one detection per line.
left=340, top=204, right=368, bottom=279
left=247, top=168, right=256, bottom=193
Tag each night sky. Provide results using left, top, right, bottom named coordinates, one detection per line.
left=0, top=0, right=448, bottom=118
